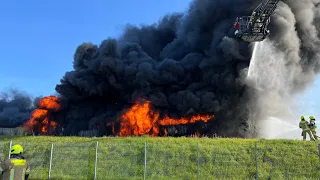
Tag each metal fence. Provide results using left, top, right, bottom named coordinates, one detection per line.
left=0, top=139, right=320, bottom=180
left=0, top=127, right=25, bottom=136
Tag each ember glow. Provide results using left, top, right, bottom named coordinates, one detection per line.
left=118, top=100, right=214, bottom=136
left=24, top=96, right=60, bottom=135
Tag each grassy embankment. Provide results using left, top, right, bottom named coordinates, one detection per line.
left=0, top=136, right=319, bottom=180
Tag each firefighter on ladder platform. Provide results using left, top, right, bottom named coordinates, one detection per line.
left=249, top=12, right=256, bottom=27
left=233, top=0, right=279, bottom=42
left=0, top=144, right=30, bottom=180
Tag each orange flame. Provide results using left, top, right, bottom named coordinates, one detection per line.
left=119, top=100, right=214, bottom=136
left=38, top=96, right=61, bottom=111
left=24, top=109, right=48, bottom=127
left=24, top=96, right=60, bottom=135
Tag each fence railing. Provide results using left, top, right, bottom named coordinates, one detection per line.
left=0, top=127, right=25, bottom=136
left=78, top=130, right=99, bottom=137
left=0, top=140, right=320, bottom=180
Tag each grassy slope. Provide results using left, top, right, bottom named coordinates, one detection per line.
left=0, top=136, right=319, bottom=180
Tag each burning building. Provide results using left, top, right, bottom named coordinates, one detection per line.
left=25, top=97, right=214, bottom=137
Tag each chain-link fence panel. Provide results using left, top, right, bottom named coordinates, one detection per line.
left=96, top=141, right=144, bottom=180
left=257, top=140, right=320, bottom=179
left=0, top=140, right=10, bottom=161
left=146, top=142, right=197, bottom=180
left=50, top=141, right=95, bottom=180
left=11, top=140, right=51, bottom=180
left=0, top=140, right=10, bottom=180
left=197, top=141, right=256, bottom=180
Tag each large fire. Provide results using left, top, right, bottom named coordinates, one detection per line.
left=117, top=100, right=214, bottom=136
left=24, top=96, right=60, bottom=135
left=24, top=96, right=212, bottom=136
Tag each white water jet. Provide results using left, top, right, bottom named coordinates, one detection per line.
left=258, top=116, right=300, bottom=139
left=245, top=39, right=301, bottom=139
left=247, top=42, right=259, bottom=78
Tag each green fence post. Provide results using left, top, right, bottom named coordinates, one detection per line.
left=8, top=140, right=12, bottom=159
left=197, top=143, right=200, bottom=180
left=255, top=142, right=258, bottom=180
left=48, top=142, right=54, bottom=180
left=94, top=141, right=99, bottom=180
left=144, top=141, right=147, bottom=180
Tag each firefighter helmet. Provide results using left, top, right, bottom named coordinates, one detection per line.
left=10, top=144, right=24, bottom=155
left=310, top=116, right=316, bottom=120
left=301, top=116, right=305, bottom=120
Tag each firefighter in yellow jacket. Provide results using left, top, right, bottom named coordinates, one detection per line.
left=309, top=116, right=318, bottom=140
left=299, top=116, right=315, bottom=141
left=0, top=144, right=30, bottom=180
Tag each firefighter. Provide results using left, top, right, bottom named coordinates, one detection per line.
left=0, top=144, right=30, bottom=180
left=248, top=11, right=257, bottom=29
left=249, top=12, right=256, bottom=24
left=299, top=116, right=315, bottom=141
left=309, top=116, right=318, bottom=140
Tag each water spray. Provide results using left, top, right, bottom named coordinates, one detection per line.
left=245, top=39, right=301, bottom=139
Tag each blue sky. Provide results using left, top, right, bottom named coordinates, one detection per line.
left=296, top=77, right=320, bottom=117
left=0, top=0, right=319, bottom=117
left=0, top=0, right=191, bottom=97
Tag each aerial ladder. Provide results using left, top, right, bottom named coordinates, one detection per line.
left=233, top=0, right=280, bottom=42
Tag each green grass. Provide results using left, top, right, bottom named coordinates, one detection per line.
left=0, top=136, right=320, bottom=180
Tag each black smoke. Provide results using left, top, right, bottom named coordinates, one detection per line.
left=52, top=0, right=320, bottom=137
left=0, top=89, right=40, bottom=128
left=53, top=0, right=261, bottom=137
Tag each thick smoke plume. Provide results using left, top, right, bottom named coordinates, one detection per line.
left=0, top=89, right=39, bottom=127
left=43, top=0, right=319, bottom=137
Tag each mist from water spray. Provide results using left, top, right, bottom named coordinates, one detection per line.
left=245, top=39, right=300, bottom=139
